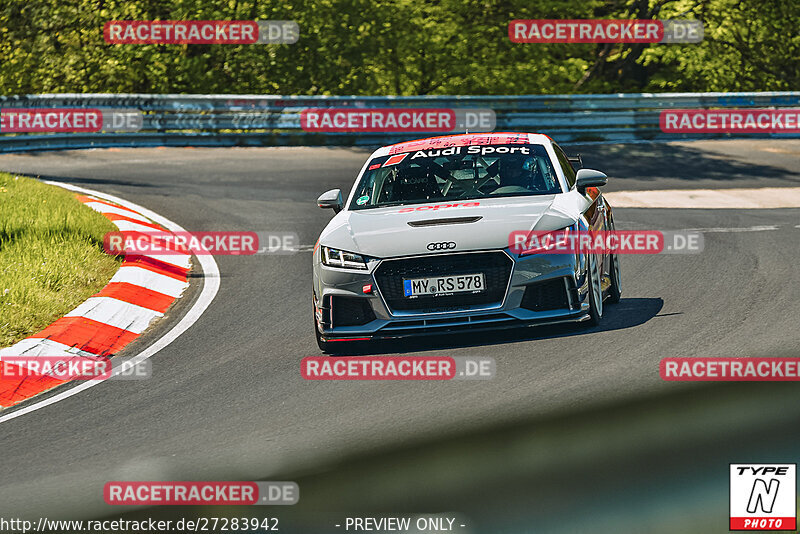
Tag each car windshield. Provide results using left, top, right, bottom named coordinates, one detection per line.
left=349, top=144, right=561, bottom=210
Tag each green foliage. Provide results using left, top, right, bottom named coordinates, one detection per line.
left=0, top=0, right=796, bottom=95
left=0, top=174, right=121, bottom=347
left=641, top=0, right=800, bottom=92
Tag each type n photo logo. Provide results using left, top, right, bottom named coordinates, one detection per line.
left=730, top=464, right=796, bottom=530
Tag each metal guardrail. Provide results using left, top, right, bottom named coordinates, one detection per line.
left=1, top=92, right=799, bottom=152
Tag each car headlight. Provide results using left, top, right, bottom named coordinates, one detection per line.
left=321, top=246, right=368, bottom=269
left=513, top=225, right=575, bottom=256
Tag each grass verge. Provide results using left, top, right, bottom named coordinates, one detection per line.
left=0, top=173, right=121, bottom=348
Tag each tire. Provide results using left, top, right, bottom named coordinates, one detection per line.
left=314, top=317, right=330, bottom=353
left=313, top=299, right=333, bottom=353
left=607, top=253, right=621, bottom=304
left=586, top=254, right=604, bottom=326
left=313, top=302, right=354, bottom=355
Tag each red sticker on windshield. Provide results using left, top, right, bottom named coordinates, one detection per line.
left=383, top=153, right=408, bottom=167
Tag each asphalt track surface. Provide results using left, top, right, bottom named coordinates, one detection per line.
left=0, top=140, right=799, bottom=532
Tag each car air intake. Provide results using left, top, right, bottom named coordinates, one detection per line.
left=407, top=216, right=483, bottom=227
left=374, top=251, right=512, bottom=313
left=520, top=278, right=571, bottom=312
left=331, top=296, right=376, bottom=326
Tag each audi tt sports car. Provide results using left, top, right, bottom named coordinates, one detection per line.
left=312, top=132, right=620, bottom=352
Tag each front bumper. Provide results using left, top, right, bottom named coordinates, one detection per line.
left=313, top=249, right=590, bottom=341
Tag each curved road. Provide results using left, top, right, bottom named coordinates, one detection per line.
left=0, top=140, right=799, bottom=532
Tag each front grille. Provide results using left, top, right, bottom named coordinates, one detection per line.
left=520, top=278, right=570, bottom=312
left=331, top=296, right=376, bottom=326
left=374, top=252, right=512, bottom=312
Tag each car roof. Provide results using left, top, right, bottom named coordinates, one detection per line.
left=375, top=132, right=553, bottom=156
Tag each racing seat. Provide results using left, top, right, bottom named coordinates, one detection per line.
left=496, top=157, right=549, bottom=192
left=498, top=166, right=530, bottom=188
left=386, top=165, right=443, bottom=202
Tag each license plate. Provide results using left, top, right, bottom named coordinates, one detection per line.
left=403, top=273, right=486, bottom=297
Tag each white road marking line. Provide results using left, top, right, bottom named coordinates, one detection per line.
left=64, top=297, right=163, bottom=334
left=616, top=220, right=786, bottom=233
left=682, top=225, right=781, bottom=233
left=284, top=244, right=314, bottom=253
left=110, top=266, right=189, bottom=297
left=0, top=183, right=221, bottom=424
left=759, top=147, right=800, bottom=155
left=605, top=187, right=800, bottom=209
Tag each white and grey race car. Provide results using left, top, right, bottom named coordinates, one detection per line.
left=312, top=132, right=620, bottom=352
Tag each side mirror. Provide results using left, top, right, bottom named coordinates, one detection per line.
left=317, top=189, right=344, bottom=213
left=575, top=169, right=607, bottom=193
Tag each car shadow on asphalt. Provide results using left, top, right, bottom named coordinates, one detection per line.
left=333, top=297, right=664, bottom=355
left=570, top=143, right=800, bottom=188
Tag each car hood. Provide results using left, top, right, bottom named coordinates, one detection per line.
left=319, top=193, right=586, bottom=258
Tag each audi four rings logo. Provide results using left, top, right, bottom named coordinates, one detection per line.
left=427, top=241, right=456, bottom=251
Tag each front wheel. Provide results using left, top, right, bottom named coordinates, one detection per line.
left=313, top=299, right=333, bottom=353
left=314, top=318, right=330, bottom=352
left=313, top=305, right=356, bottom=354
left=607, top=253, right=621, bottom=304
left=586, top=255, right=604, bottom=326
